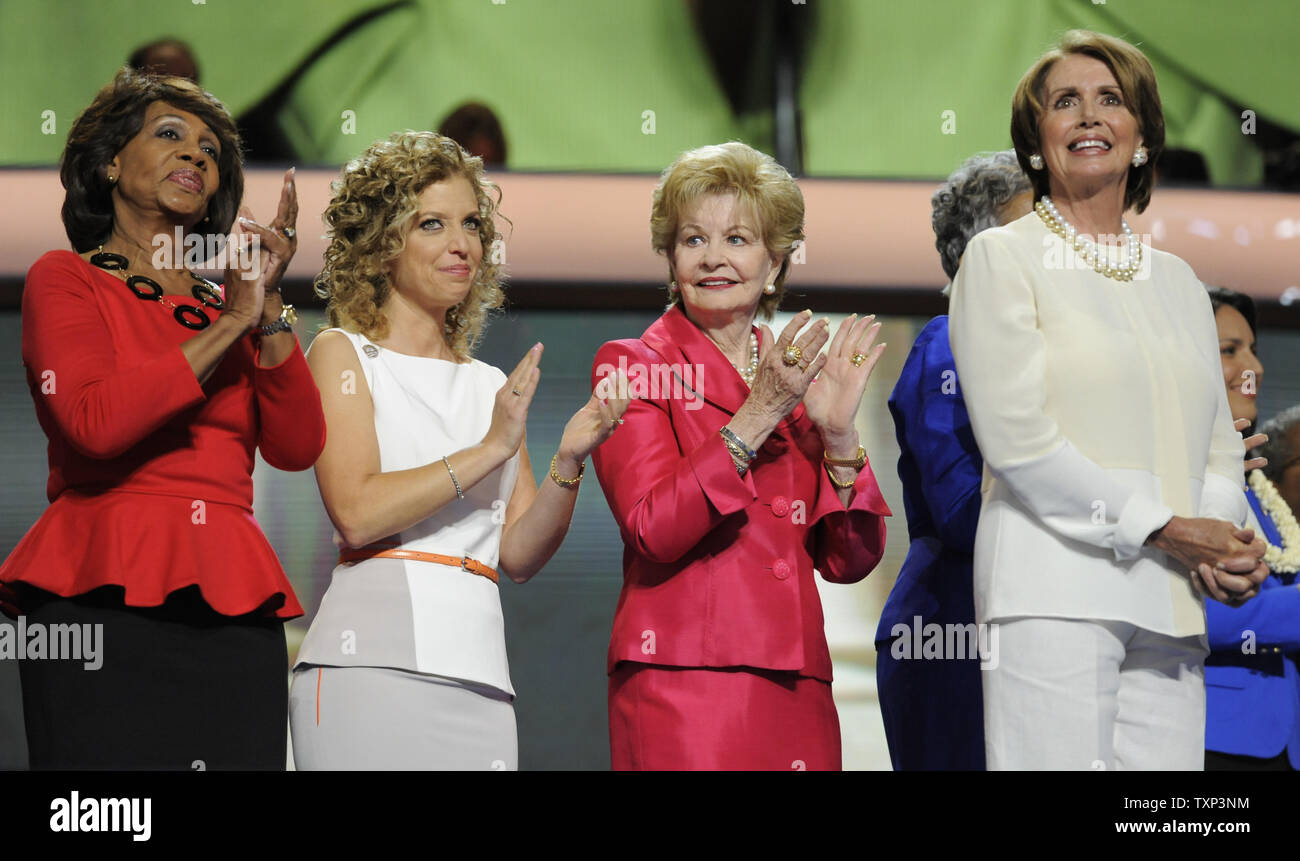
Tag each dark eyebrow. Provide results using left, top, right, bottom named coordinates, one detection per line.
left=153, top=113, right=219, bottom=147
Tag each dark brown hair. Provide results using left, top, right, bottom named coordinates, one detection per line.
left=1010, top=30, right=1165, bottom=214
left=60, top=67, right=243, bottom=252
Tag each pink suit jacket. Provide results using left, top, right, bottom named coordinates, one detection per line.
left=591, top=306, right=891, bottom=682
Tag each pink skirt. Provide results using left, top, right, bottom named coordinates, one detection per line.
left=608, top=663, right=842, bottom=771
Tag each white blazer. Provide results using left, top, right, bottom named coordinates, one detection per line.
left=948, top=212, right=1246, bottom=638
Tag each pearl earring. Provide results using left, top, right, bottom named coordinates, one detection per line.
left=1028, top=154, right=1044, bottom=171
left=669, top=280, right=678, bottom=292
left=1131, top=146, right=1148, bottom=167
left=763, top=282, right=776, bottom=295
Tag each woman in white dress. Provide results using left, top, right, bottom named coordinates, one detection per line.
left=289, top=131, right=628, bottom=770
left=948, top=30, right=1270, bottom=770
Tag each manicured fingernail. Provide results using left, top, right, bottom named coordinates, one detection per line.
left=801, top=309, right=812, bottom=316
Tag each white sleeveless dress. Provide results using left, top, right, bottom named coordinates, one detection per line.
left=289, top=329, right=521, bottom=770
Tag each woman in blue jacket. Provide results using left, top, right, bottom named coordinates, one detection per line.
left=1204, top=286, right=1300, bottom=771
left=875, top=151, right=1030, bottom=770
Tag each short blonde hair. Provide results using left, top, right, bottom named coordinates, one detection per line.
left=1010, top=30, right=1165, bottom=214
left=650, top=142, right=804, bottom=319
left=315, top=131, right=504, bottom=360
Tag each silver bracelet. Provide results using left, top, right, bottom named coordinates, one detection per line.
left=443, top=455, right=464, bottom=500
left=719, top=426, right=756, bottom=462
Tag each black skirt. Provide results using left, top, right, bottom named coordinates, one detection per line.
left=15, top=585, right=287, bottom=770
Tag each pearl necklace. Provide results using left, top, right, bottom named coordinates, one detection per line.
left=735, top=332, right=759, bottom=386
left=1035, top=196, right=1143, bottom=282
left=1248, top=469, right=1300, bottom=574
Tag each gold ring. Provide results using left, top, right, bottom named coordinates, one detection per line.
left=782, top=345, right=803, bottom=367
left=511, top=387, right=523, bottom=396
left=850, top=353, right=867, bottom=367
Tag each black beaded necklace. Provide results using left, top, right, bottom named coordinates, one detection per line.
left=89, top=247, right=225, bottom=330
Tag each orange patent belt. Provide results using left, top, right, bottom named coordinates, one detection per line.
left=337, top=546, right=499, bottom=584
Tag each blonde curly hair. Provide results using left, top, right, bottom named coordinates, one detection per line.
left=316, top=131, right=505, bottom=360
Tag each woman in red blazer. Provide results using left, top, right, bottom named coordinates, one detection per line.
left=591, top=142, right=891, bottom=770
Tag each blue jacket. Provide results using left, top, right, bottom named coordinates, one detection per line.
left=875, top=316, right=985, bottom=769
left=1205, top=486, right=1300, bottom=766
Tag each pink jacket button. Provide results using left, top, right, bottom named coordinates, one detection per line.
left=771, top=496, right=790, bottom=517
left=772, top=559, right=791, bottom=580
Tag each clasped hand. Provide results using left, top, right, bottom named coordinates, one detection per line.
left=1152, top=517, right=1268, bottom=606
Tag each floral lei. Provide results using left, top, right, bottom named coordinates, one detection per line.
left=1248, top=469, right=1300, bottom=574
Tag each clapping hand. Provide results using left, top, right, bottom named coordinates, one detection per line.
left=222, top=168, right=298, bottom=328
left=749, top=310, right=831, bottom=424
left=557, top=369, right=632, bottom=472
left=803, top=313, right=886, bottom=451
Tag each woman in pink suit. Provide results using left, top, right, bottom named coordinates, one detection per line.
left=590, top=142, right=891, bottom=770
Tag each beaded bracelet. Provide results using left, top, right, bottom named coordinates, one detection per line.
left=550, top=454, right=584, bottom=489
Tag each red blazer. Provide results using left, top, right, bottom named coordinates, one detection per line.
left=591, top=306, right=890, bottom=682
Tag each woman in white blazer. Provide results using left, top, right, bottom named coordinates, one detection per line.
left=948, top=30, right=1269, bottom=770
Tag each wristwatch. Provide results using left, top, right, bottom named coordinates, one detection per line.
left=257, top=303, right=297, bottom=336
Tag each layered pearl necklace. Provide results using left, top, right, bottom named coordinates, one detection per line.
left=734, top=332, right=759, bottom=386
left=1035, top=196, right=1143, bottom=282
left=1248, top=469, right=1300, bottom=574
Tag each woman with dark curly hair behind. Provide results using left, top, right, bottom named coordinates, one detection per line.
left=875, top=150, right=1030, bottom=771
left=0, top=68, right=324, bottom=769
left=288, top=131, right=628, bottom=770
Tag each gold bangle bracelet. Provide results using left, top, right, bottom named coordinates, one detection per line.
left=824, top=461, right=857, bottom=490
left=823, top=445, right=866, bottom=469
left=726, top=448, right=749, bottom=477
left=549, top=454, right=584, bottom=489
left=720, top=435, right=751, bottom=464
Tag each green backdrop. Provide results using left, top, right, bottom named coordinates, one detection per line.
left=2, top=1, right=1296, bottom=181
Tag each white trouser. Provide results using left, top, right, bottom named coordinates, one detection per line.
left=982, top=617, right=1207, bottom=770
